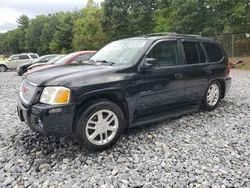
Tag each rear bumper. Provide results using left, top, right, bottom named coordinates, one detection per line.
left=17, top=99, right=76, bottom=137
left=223, top=77, right=232, bottom=98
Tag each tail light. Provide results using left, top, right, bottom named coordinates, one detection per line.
left=227, top=62, right=231, bottom=74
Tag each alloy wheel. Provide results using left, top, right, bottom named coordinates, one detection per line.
left=85, top=110, right=119, bottom=146
left=207, top=84, right=220, bottom=106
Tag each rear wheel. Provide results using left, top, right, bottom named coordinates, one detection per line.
left=74, top=100, right=126, bottom=151
left=0, top=65, right=7, bottom=72
left=202, top=81, right=221, bottom=111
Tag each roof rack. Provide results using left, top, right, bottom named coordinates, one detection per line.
left=142, top=32, right=202, bottom=39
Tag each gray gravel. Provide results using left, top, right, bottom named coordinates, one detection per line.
left=0, top=70, right=250, bottom=188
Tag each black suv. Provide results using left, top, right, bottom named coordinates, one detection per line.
left=17, top=33, right=231, bottom=151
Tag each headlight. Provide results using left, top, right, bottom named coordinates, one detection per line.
left=40, top=87, right=71, bottom=105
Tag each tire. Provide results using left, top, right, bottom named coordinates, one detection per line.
left=74, top=100, right=126, bottom=151
left=18, top=69, right=25, bottom=76
left=202, top=81, right=221, bottom=111
left=0, top=65, right=7, bottom=72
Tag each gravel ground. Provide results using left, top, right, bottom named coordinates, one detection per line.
left=0, top=70, right=249, bottom=188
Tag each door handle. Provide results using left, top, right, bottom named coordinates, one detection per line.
left=174, top=73, right=183, bottom=79
left=205, top=69, right=213, bottom=75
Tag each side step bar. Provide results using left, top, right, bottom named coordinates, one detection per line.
left=132, top=106, right=199, bottom=127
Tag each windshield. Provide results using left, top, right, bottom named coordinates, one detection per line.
left=91, top=39, right=147, bottom=65
left=53, top=53, right=76, bottom=65
left=48, top=55, right=65, bottom=64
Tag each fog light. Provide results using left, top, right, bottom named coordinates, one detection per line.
left=49, top=108, right=62, bottom=114
left=37, top=118, right=44, bottom=129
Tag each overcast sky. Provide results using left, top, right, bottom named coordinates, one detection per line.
left=0, top=0, right=103, bottom=33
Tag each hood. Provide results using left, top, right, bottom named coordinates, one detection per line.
left=26, top=64, right=57, bottom=75
left=28, top=62, right=50, bottom=69
left=19, top=62, right=33, bottom=68
left=25, top=64, right=115, bottom=87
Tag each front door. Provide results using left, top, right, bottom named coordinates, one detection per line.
left=134, top=40, right=186, bottom=119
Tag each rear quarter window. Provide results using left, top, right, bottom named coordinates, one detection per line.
left=203, top=42, right=224, bottom=62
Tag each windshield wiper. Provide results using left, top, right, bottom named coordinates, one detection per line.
left=95, top=60, right=115, bottom=66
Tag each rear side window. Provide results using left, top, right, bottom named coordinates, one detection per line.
left=19, top=55, right=30, bottom=60
left=197, top=43, right=206, bottom=63
left=203, top=42, right=224, bottom=62
left=183, top=41, right=200, bottom=64
left=30, top=55, right=38, bottom=59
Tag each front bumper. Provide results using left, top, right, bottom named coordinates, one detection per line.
left=17, top=99, right=76, bottom=137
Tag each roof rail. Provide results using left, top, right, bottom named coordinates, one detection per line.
left=145, top=32, right=178, bottom=37
left=142, top=32, right=202, bottom=39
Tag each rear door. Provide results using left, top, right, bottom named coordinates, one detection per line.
left=180, top=40, right=210, bottom=105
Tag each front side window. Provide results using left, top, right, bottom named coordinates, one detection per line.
left=203, top=42, right=224, bottom=62
left=91, top=39, right=147, bottom=65
left=10, top=55, right=19, bottom=60
left=183, top=41, right=200, bottom=64
left=148, top=41, right=180, bottom=67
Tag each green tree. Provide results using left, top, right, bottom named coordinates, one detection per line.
left=102, top=0, right=157, bottom=40
left=49, top=12, right=76, bottom=53
left=25, top=15, right=48, bottom=54
left=17, top=15, right=30, bottom=30
left=72, top=0, right=107, bottom=50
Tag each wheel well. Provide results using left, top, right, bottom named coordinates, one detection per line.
left=0, top=64, right=7, bottom=68
left=73, top=93, right=129, bottom=130
left=217, top=79, right=226, bottom=98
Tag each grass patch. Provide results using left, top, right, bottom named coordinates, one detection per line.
left=229, top=57, right=250, bottom=70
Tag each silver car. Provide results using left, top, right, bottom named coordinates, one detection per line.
left=0, top=53, right=39, bottom=72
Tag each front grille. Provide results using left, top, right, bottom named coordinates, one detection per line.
left=20, top=80, right=37, bottom=105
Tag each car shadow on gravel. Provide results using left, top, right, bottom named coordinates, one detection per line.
left=15, top=100, right=234, bottom=161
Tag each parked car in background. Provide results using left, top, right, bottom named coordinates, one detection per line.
left=26, top=51, right=96, bottom=75
left=0, top=53, right=39, bottom=72
left=17, top=33, right=231, bottom=151
left=27, top=55, right=65, bottom=70
left=17, top=54, right=59, bottom=76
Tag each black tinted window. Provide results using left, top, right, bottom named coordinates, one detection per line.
left=203, top=42, right=224, bottom=62
left=148, top=41, right=180, bottom=67
left=197, top=43, right=206, bottom=63
left=19, top=55, right=29, bottom=60
left=183, top=41, right=199, bottom=64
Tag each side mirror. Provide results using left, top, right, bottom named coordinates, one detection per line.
left=141, top=58, right=158, bottom=72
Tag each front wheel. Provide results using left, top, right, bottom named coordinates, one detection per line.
left=202, top=81, right=221, bottom=111
left=74, top=100, right=126, bottom=151
left=0, top=65, right=7, bottom=72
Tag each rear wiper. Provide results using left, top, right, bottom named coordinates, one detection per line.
left=96, top=60, right=115, bottom=66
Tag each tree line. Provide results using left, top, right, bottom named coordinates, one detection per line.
left=0, top=0, right=249, bottom=55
